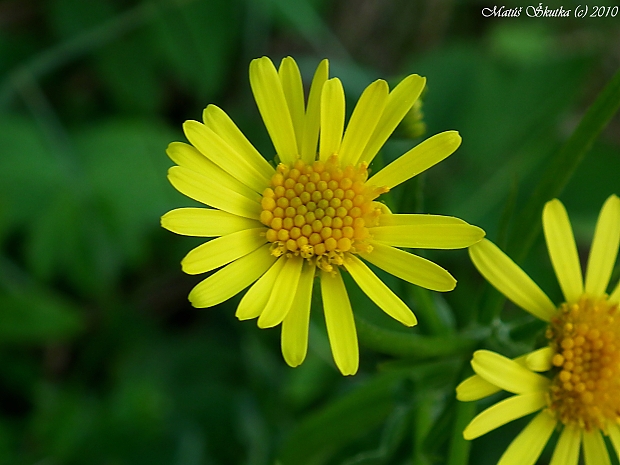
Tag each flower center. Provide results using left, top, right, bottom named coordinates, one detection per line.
left=546, top=295, right=620, bottom=431
left=259, top=156, right=388, bottom=272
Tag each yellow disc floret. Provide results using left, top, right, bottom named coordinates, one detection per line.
left=546, top=295, right=620, bottom=431
left=260, top=155, right=388, bottom=272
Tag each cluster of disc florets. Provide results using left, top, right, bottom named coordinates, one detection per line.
left=259, top=156, right=388, bottom=272
left=546, top=295, right=620, bottom=431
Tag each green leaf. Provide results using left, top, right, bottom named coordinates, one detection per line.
left=0, top=117, right=65, bottom=228
left=508, top=67, right=620, bottom=263
left=446, top=399, right=477, bottom=465
left=277, top=371, right=406, bottom=465
left=0, top=290, right=83, bottom=343
left=151, top=0, right=241, bottom=101
left=340, top=406, right=410, bottom=465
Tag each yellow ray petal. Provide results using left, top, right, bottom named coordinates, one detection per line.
left=167, top=166, right=261, bottom=220
left=338, top=79, right=389, bottom=166
left=550, top=424, right=581, bottom=465
left=188, top=244, right=275, bottom=308
left=378, top=213, right=467, bottom=227
left=497, top=412, right=556, bottom=465
left=202, top=105, right=275, bottom=180
left=469, top=239, right=556, bottom=322
left=167, top=141, right=260, bottom=201
left=258, top=256, right=304, bottom=328
left=524, top=347, right=553, bottom=372
left=457, top=348, right=552, bottom=402
left=471, top=350, right=550, bottom=394
left=370, top=223, right=485, bottom=249
left=607, top=423, right=620, bottom=460
left=463, top=392, right=547, bottom=440
left=161, top=208, right=263, bottom=237
left=183, top=120, right=270, bottom=194
left=236, top=256, right=286, bottom=321
left=319, top=78, right=345, bottom=162
left=585, top=194, right=620, bottom=296
left=181, top=228, right=266, bottom=275
left=300, top=59, right=328, bottom=164
left=456, top=375, right=501, bottom=401
left=361, top=242, right=455, bottom=292
left=367, top=131, right=461, bottom=189
left=278, top=57, right=305, bottom=150
left=281, top=261, right=316, bottom=367
left=344, top=253, right=417, bottom=326
left=359, top=74, right=426, bottom=164
left=582, top=429, right=611, bottom=465
left=249, top=57, right=298, bottom=164
left=320, top=268, right=358, bottom=376
left=543, top=199, right=584, bottom=303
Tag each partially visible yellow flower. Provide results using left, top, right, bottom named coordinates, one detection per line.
left=458, top=195, right=620, bottom=464
left=162, top=56, right=484, bottom=375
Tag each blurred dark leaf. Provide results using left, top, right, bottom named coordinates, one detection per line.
left=0, top=117, right=65, bottom=228
left=0, top=290, right=83, bottom=343
left=277, top=371, right=406, bottom=465
left=150, top=0, right=242, bottom=101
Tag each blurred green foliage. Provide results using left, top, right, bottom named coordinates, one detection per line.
left=0, top=0, right=619, bottom=464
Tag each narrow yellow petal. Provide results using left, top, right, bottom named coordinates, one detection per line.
left=361, top=242, right=456, bottom=292
left=167, top=141, right=259, bottom=201
left=550, top=424, right=581, bottom=465
left=236, top=257, right=286, bottom=321
left=320, top=268, right=358, bottom=376
left=167, top=166, right=261, bottom=220
left=188, top=244, right=275, bottom=308
left=585, top=194, right=620, bottom=296
left=258, top=256, right=304, bottom=328
left=344, top=254, right=416, bottom=326
left=300, top=59, right=328, bottom=164
left=202, top=104, right=275, bottom=180
left=543, top=199, right=584, bottom=303
left=181, top=228, right=266, bottom=275
left=367, top=131, right=461, bottom=189
left=607, top=423, right=620, bottom=460
left=278, top=57, right=305, bottom=150
left=469, top=239, right=556, bottom=322
left=249, top=57, right=298, bottom=164
left=338, top=79, right=389, bottom=166
left=456, top=375, right=501, bottom=401
left=471, top=350, right=550, bottom=394
left=161, top=208, right=262, bottom=237
left=281, top=261, right=316, bottom=367
left=378, top=213, right=467, bottom=227
left=457, top=348, right=551, bottom=402
left=497, top=412, right=556, bottom=465
left=319, top=78, right=345, bottom=161
left=583, top=429, right=611, bottom=465
left=524, top=347, right=554, bottom=372
left=183, top=120, right=270, bottom=194
left=359, top=74, right=426, bottom=164
left=463, top=392, right=547, bottom=440
left=371, top=223, right=485, bottom=249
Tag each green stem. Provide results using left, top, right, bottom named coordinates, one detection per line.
left=355, top=315, right=488, bottom=359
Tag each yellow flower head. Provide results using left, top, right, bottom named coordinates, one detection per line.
left=458, top=195, right=620, bottom=464
left=162, top=56, right=484, bottom=375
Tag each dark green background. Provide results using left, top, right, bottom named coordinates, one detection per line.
left=0, top=0, right=618, bottom=463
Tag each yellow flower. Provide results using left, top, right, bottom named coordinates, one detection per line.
left=162, top=56, right=484, bottom=375
left=458, top=195, right=620, bottom=464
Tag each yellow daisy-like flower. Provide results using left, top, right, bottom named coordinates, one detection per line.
left=162, top=56, right=485, bottom=375
left=458, top=195, right=620, bottom=464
